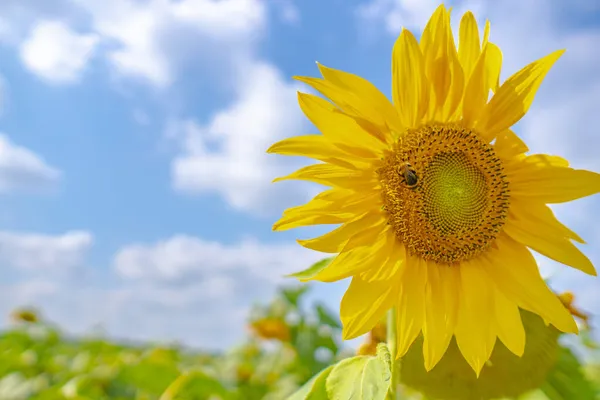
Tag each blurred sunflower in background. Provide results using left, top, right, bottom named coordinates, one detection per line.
left=269, top=4, right=600, bottom=375
left=10, top=308, right=39, bottom=324
left=249, top=317, right=291, bottom=342
left=355, top=292, right=593, bottom=399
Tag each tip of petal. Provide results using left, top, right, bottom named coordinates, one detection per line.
left=272, top=219, right=287, bottom=231
left=470, top=361, right=485, bottom=378
left=560, top=314, right=579, bottom=335
left=341, top=326, right=355, bottom=341
left=423, top=346, right=446, bottom=372
left=296, top=238, right=313, bottom=249
left=423, top=359, right=436, bottom=372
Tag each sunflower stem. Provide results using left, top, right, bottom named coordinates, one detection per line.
left=387, top=308, right=398, bottom=399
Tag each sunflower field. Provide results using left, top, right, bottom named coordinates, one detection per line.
left=0, top=275, right=599, bottom=400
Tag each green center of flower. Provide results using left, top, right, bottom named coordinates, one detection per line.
left=378, top=123, right=509, bottom=265
left=422, top=152, right=488, bottom=235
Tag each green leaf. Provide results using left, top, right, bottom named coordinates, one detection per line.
left=116, top=362, right=180, bottom=396
left=286, top=258, right=334, bottom=281
left=541, top=345, right=598, bottom=400
left=281, top=285, right=311, bottom=308
left=325, top=354, right=391, bottom=400
left=580, top=329, right=600, bottom=350
left=315, top=304, right=342, bottom=329
left=161, top=370, right=230, bottom=400
left=376, top=343, right=391, bottom=377
left=288, top=365, right=334, bottom=400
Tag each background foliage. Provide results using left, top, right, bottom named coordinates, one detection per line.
left=1, top=279, right=599, bottom=400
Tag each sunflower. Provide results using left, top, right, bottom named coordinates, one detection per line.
left=249, top=317, right=291, bottom=342
left=11, top=308, right=39, bottom=323
left=268, top=4, right=600, bottom=375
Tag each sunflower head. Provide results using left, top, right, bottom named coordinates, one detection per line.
left=270, top=3, right=599, bottom=375
left=249, top=317, right=291, bottom=342
left=11, top=308, right=39, bottom=324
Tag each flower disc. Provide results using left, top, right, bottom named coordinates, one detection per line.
left=379, top=123, right=509, bottom=264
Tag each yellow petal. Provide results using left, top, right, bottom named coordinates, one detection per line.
left=316, top=63, right=404, bottom=137
left=481, top=20, right=490, bottom=47
left=341, top=276, right=399, bottom=339
left=493, top=129, right=528, bottom=159
left=480, top=21, right=502, bottom=93
left=266, top=135, right=366, bottom=169
left=341, top=223, right=389, bottom=251
left=420, top=4, right=447, bottom=119
left=525, top=154, right=569, bottom=167
left=483, top=234, right=578, bottom=334
left=273, top=189, right=363, bottom=231
left=509, top=197, right=584, bottom=243
left=483, top=42, right=502, bottom=93
left=298, top=212, right=385, bottom=253
left=273, top=213, right=349, bottom=231
left=295, top=77, right=390, bottom=144
left=392, top=28, right=429, bottom=127
left=504, top=205, right=596, bottom=276
left=273, top=163, right=377, bottom=189
left=312, top=227, right=392, bottom=282
left=508, top=160, right=600, bottom=203
left=422, top=263, right=457, bottom=371
left=275, top=194, right=379, bottom=230
left=282, top=188, right=352, bottom=214
left=462, top=44, right=489, bottom=127
left=458, top=11, right=481, bottom=80
left=283, top=188, right=379, bottom=217
left=420, top=5, right=464, bottom=121
left=454, top=261, right=496, bottom=376
left=494, top=287, right=525, bottom=356
left=296, top=92, right=385, bottom=154
left=395, top=254, right=427, bottom=358
left=360, top=237, right=406, bottom=282
left=477, top=50, right=565, bottom=141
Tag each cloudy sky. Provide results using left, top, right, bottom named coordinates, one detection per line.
left=0, top=0, right=599, bottom=350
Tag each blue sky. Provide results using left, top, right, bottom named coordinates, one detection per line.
left=0, top=0, right=599, bottom=350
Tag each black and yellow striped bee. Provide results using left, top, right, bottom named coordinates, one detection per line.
left=398, top=162, right=418, bottom=188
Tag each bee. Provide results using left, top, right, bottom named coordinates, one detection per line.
left=398, top=162, right=418, bottom=188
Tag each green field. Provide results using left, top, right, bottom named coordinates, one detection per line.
left=1, top=284, right=599, bottom=400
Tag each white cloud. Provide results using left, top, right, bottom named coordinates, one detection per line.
left=109, top=236, right=324, bottom=346
left=272, top=0, right=300, bottom=25
left=170, top=61, right=316, bottom=214
left=19, top=20, right=99, bottom=84
left=0, top=233, right=326, bottom=348
left=72, top=0, right=267, bottom=86
left=114, top=234, right=324, bottom=284
left=0, top=134, right=61, bottom=193
left=0, top=230, right=92, bottom=272
left=1, top=0, right=268, bottom=87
